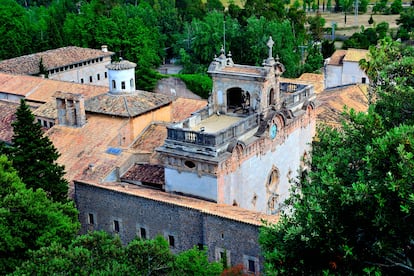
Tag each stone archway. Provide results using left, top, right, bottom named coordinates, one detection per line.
left=226, top=87, right=250, bottom=114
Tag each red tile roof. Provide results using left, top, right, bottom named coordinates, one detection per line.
left=316, top=84, right=368, bottom=126
left=0, top=72, right=108, bottom=103
left=85, top=91, right=173, bottom=117
left=122, top=164, right=164, bottom=185
left=327, top=50, right=347, bottom=66
left=0, top=100, right=39, bottom=143
left=46, top=115, right=133, bottom=183
left=0, top=46, right=114, bottom=75
left=0, top=101, right=18, bottom=143
left=172, top=97, right=207, bottom=122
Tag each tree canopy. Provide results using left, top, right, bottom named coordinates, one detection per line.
left=13, top=231, right=223, bottom=275
left=260, top=37, right=414, bottom=274
left=0, top=154, right=79, bottom=274
left=6, top=99, right=69, bottom=203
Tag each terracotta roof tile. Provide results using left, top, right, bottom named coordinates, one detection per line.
left=0, top=101, right=18, bottom=143
left=79, top=180, right=279, bottom=226
left=172, top=97, right=207, bottom=122
left=316, top=84, right=368, bottom=126
left=46, top=115, right=132, bottom=182
left=122, top=164, right=164, bottom=185
left=0, top=72, right=108, bottom=103
left=0, top=46, right=114, bottom=75
left=0, top=100, right=40, bottom=143
left=328, top=50, right=347, bottom=65
left=344, top=48, right=369, bottom=62
left=85, top=91, right=173, bottom=117
left=131, top=123, right=168, bottom=152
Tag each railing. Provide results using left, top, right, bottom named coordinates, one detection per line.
left=167, top=114, right=258, bottom=147
left=281, top=83, right=313, bottom=107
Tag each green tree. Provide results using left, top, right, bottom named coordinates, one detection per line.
left=303, top=43, right=323, bottom=73
left=260, top=109, right=414, bottom=274
left=8, top=99, right=69, bottom=202
left=340, top=0, right=354, bottom=24
left=397, top=7, right=414, bottom=40
left=0, top=154, right=79, bottom=274
left=261, top=36, right=414, bottom=275
left=307, top=12, right=326, bottom=41
left=173, top=246, right=223, bottom=275
left=125, top=236, right=174, bottom=275
left=0, top=0, right=32, bottom=59
left=15, top=232, right=223, bottom=275
left=390, top=0, right=403, bottom=14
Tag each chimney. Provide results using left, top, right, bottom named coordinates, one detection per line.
left=54, top=91, right=86, bottom=127
left=101, top=45, right=108, bottom=52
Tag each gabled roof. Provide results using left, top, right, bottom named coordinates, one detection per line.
left=0, top=72, right=108, bottom=103
left=343, top=48, right=369, bottom=62
left=0, top=46, right=114, bottom=75
left=327, top=50, right=347, bottom=66
left=85, top=91, right=173, bottom=117
left=122, top=164, right=164, bottom=185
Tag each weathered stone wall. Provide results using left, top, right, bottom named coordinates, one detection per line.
left=75, top=181, right=264, bottom=272
left=155, top=77, right=201, bottom=99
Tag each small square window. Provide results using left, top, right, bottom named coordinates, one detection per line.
left=248, top=259, right=256, bottom=273
left=168, top=235, right=175, bottom=248
left=114, top=220, right=120, bottom=232
left=88, top=213, right=94, bottom=225
left=140, top=227, right=147, bottom=239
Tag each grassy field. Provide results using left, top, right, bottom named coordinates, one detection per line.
left=321, top=12, right=400, bottom=36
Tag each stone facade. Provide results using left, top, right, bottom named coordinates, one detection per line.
left=158, top=39, right=316, bottom=214
left=75, top=181, right=265, bottom=274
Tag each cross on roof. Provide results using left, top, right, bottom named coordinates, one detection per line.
left=267, top=36, right=274, bottom=59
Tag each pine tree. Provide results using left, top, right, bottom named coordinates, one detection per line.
left=10, top=99, right=68, bottom=202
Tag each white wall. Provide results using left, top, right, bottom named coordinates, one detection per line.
left=342, top=61, right=369, bottom=85
left=325, top=65, right=343, bottom=89
left=165, top=169, right=218, bottom=201
left=223, top=122, right=314, bottom=214
left=49, top=57, right=111, bottom=86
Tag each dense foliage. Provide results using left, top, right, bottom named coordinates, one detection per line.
left=12, top=231, right=223, bottom=275
left=0, top=154, right=79, bottom=274
left=260, top=38, right=414, bottom=274
left=5, top=99, right=69, bottom=203
left=176, top=74, right=213, bottom=99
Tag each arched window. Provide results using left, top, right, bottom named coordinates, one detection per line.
left=266, top=167, right=280, bottom=214
left=130, top=78, right=134, bottom=90
left=121, top=81, right=126, bottom=90
left=112, top=80, right=116, bottom=89
left=268, top=88, right=275, bottom=106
